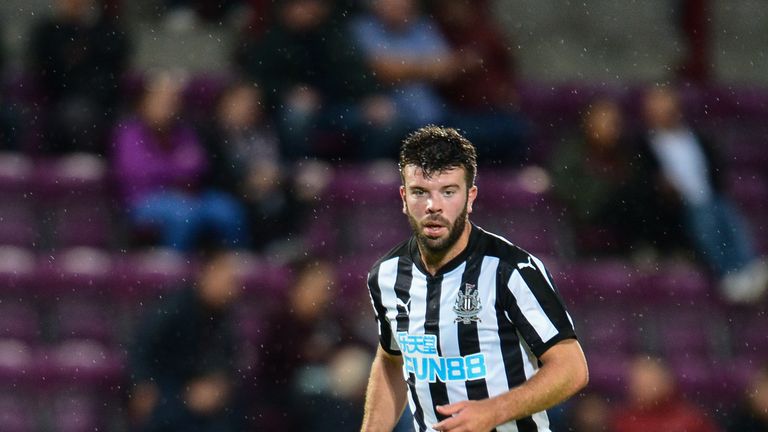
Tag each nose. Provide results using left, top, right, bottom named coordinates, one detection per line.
left=426, top=195, right=442, bottom=214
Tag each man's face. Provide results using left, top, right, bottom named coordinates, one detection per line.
left=400, top=165, right=477, bottom=255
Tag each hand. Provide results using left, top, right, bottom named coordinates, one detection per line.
left=432, top=399, right=500, bottom=432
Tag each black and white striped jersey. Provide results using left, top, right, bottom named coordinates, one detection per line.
left=367, top=224, right=577, bottom=432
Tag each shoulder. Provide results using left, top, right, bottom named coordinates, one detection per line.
left=474, top=225, right=544, bottom=271
left=367, top=238, right=411, bottom=280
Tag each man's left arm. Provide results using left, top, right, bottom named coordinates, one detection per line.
left=433, top=338, right=588, bottom=432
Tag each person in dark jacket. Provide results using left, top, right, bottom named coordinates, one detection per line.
left=636, top=86, right=767, bottom=303
left=239, top=0, right=403, bottom=160
left=128, top=248, right=245, bottom=432
left=29, top=0, right=129, bottom=154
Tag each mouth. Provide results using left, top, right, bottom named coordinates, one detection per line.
left=422, top=220, right=447, bottom=237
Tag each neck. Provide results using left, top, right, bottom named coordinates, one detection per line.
left=419, top=222, right=472, bottom=275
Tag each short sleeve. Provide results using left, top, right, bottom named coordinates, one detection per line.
left=499, top=256, right=577, bottom=358
left=367, top=266, right=401, bottom=355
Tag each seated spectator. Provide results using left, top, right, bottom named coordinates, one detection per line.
left=637, top=86, right=768, bottom=303
left=199, top=80, right=308, bottom=251
left=128, top=248, right=245, bottom=431
left=112, top=71, right=249, bottom=251
left=611, top=355, right=720, bottom=432
left=255, top=258, right=370, bottom=430
left=240, top=0, right=399, bottom=160
left=161, top=0, right=258, bottom=32
left=727, top=365, right=768, bottom=432
left=551, top=98, right=683, bottom=257
left=29, top=0, right=129, bottom=155
left=566, top=392, right=611, bottom=432
left=349, top=0, right=470, bottom=157
left=431, top=0, right=530, bottom=163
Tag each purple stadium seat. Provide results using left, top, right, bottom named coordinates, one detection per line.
left=33, top=155, right=113, bottom=248
left=42, top=339, right=123, bottom=389
left=0, top=304, right=40, bottom=343
left=50, top=392, right=102, bottom=432
left=574, top=308, right=636, bottom=356
left=113, top=248, right=191, bottom=302
left=657, top=309, right=715, bottom=358
left=36, top=247, right=113, bottom=297
left=0, top=394, right=36, bottom=432
left=563, top=259, right=641, bottom=306
left=646, top=261, right=713, bottom=304
left=0, top=339, right=35, bottom=387
left=319, top=163, right=406, bottom=257
left=50, top=301, right=114, bottom=344
left=0, top=246, right=36, bottom=299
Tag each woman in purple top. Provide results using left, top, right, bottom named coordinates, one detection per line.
left=112, top=71, right=249, bottom=251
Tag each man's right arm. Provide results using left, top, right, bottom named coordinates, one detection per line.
left=361, top=346, right=408, bottom=432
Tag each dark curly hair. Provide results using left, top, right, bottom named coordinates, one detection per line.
left=399, top=125, right=477, bottom=187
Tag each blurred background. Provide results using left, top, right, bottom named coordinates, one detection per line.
left=0, top=0, right=766, bottom=431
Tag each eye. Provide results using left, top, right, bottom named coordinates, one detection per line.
left=443, top=189, right=457, bottom=197
left=411, top=189, right=426, bottom=197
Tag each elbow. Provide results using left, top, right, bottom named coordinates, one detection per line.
left=573, top=362, right=589, bottom=395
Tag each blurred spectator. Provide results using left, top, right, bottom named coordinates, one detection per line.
left=255, top=258, right=370, bottom=430
left=240, top=0, right=397, bottom=160
left=112, top=71, right=250, bottom=251
left=128, top=248, right=245, bottom=431
left=637, top=86, right=768, bottom=302
left=199, top=80, right=307, bottom=251
left=676, top=0, right=711, bottom=83
left=727, top=365, right=768, bottom=432
left=431, top=0, right=530, bottom=163
left=349, top=0, right=469, bottom=156
left=567, top=392, right=611, bottom=432
left=0, top=41, right=18, bottom=151
left=29, top=0, right=129, bottom=155
left=611, top=355, right=721, bottom=432
left=551, top=98, right=683, bottom=257
left=161, top=0, right=256, bottom=32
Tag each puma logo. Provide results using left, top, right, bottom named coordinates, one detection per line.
left=396, top=297, right=412, bottom=315
left=517, top=256, right=536, bottom=271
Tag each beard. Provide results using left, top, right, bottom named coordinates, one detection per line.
left=407, top=204, right=469, bottom=256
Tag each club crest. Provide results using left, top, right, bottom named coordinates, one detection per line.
left=454, top=283, right=482, bottom=324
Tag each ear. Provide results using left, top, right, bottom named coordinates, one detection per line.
left=467, top=185, right=478, bottom=214
left=400, top=185, right=407, bottom=214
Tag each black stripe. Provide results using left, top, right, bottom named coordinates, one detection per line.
left=458, top=258, right=498, bottom=432
left=407, top=378, right=427, bottom=431
left=424, top=274, right=450, bottom=421
left=495, top=264, right=537, bottom=432
left=456, top=259, right=490, bottom=399
left=394, top=256, right=413, bottom=332
left=393, top=256, right=428, bottom=431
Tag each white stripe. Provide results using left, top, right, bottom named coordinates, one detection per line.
left=377, top=257, right=402, bottom=351
left=408, top=270, right=437, bottom=428
left=507, top=271, right=559, bottom=343
left=438, top=263, right=468, bottom=405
